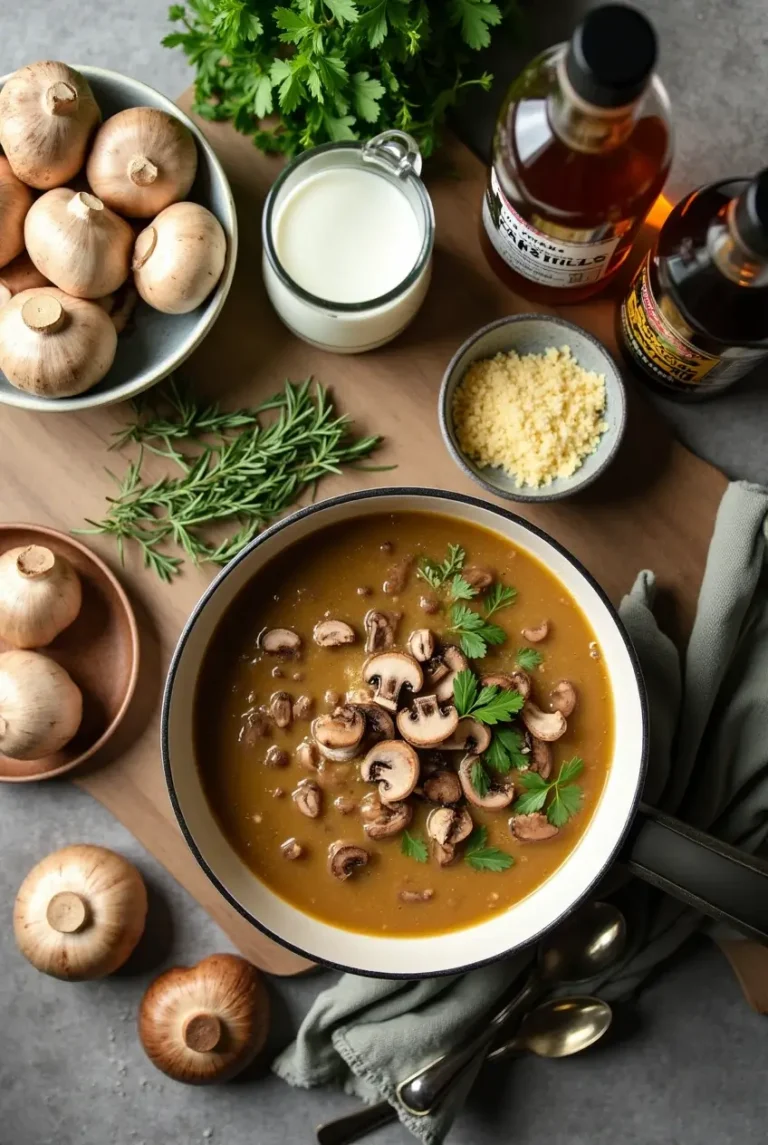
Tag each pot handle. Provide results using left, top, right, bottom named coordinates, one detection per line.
left=623, top=803, right=768, bottom=944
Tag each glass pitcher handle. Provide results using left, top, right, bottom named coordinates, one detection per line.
left=362, top=130, right=423, bottom=178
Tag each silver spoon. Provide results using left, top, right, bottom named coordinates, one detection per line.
left=316, top=995, right=613, bottom=1145
left=397, top=900, right=625, bottom=1117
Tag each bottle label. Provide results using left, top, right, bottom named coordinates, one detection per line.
left=483, top=168, right=620, bottom=288
left=620, top=256, right=768, bottom=393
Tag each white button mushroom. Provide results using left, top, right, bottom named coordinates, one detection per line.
left=396, top=694, right=459, bottom=748
left=13, top=844, right=147, bottom=980
left=362, top=651, right=423, bottom=711
left=361, top=739, right=420, bottom=803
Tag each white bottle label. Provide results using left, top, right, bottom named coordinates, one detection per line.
left=483, top=169, right=620, bottom=288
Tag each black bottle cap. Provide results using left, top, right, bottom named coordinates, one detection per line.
left=733, top=169, right=768, bottom=257
left=565, top=4, right=658, bottom=109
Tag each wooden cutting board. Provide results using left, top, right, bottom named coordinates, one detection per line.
left=0, top=92, right=728, bottom=976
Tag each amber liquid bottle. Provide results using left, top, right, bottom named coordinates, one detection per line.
left=618, top=170, right=768, bottom=399
left=481, top=4, right=673, bottom=304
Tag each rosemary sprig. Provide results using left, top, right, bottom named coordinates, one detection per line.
left=80, top=378, right=384, bottom=582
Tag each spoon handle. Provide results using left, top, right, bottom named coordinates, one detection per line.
left=397, top=975, right=541, bottom=1116
left=316, top=1101, right=396, bottom=1145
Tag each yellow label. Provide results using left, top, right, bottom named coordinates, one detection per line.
left=622, top=258, right=720, bottom=385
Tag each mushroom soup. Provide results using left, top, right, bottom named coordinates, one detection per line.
left=195, top=512, right=613, bottom=937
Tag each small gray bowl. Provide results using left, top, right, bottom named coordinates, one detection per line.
left=439, top=314, right=626, bottom=503
left=0, top=65, right=237, bottom=413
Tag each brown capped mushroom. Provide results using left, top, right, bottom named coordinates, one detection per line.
left=293, top=695, right=314, bottom=720
left=364, top=800, right=412, bottom=840
left=382, top=555, right=412, bottom=595
left=459, top=755, right=515, bottom=809
left=433, top=645, right=469, bottom=703
left=269, top=691, right=292, bottom=729
left=281, top=838, right=303, bottom=859
left=522, top=702, right=567, bottom=742
left=334, top=795, right=357, bottom=815
left=328, top=841, right=369, bottom=881
left=293, top=780, right=322, bottom=819
left=264, top=745, right=289, bottom=768
left=441, top=717, right=492, bottom=755
left=240, top=708, right=270, bottom=744
left=363, top=609, right=399, bottom=653
left=399, top=888, right=434, bottom=903
left=362, top=651, right=423, bottom=712
left=462, top=566, right=493, bottom=591
left=138, top=953, right=268, bottom=1084
left=360, top=791, right=385, bottom=823
left=419, top=594, right=440, bottom=615
left=423, top=770, right=462, bottom=805
left=312, top=705, right=366, bottom=761
left=509, top=812, right=559, bottom=842
left=426, top=806, right=473, bottom=865
left=407, top=628, right=435, bottom=662
left=296, top=740, right=319, bottom=771
left=396, top=695, right=459, bottom=748
left=550, top=680, right=577, bottom=717
left=313, top=619, right=356, bottom=647
left=521, top=621, right=549, bottom=643
left=353, top=701, right=395, bottom=743
left=361, top=740, right=419, bottom=803
left=482, top=669, right=531, bottom=700
left=260, top=628, right=301, bottom=655
left=529, top=735, right=553, bottom=779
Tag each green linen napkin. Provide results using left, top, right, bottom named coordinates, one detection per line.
left=273, top=480, right=768, bottom=1145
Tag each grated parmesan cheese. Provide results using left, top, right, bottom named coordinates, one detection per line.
left=452, top=345, right=608, bottom=489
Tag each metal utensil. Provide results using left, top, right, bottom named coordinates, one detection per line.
left=316, top=994, right=613, bottom=1145
left=398, top=900, right=625, bottom=1117
left=486, top=995, right=612, bottom=1062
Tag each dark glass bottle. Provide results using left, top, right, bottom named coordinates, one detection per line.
left=618, top=170, right=768, bottom=399
left=481, top=4, right=673, bottom=304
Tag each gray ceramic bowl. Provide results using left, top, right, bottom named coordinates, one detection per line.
left=0, top=65, right=237, bottom=413
left=439, top=314, right=626, bottom=503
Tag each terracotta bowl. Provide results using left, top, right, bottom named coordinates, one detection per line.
left=0, top=525, right=139, bottom=781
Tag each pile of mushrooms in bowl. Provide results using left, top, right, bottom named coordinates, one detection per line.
left=0, top=61, right=237, bottom=412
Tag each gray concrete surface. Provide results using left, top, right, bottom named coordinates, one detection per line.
left=1, top=3, right=767, bottom=1144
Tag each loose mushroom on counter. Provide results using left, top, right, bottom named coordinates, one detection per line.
left=13, top=844, right=147, bottom=980
left=138, top=953, right=269, bottom=1084
left=362, top=651, right=423, bottom=711
left=361, top=739, right=419, bottom=803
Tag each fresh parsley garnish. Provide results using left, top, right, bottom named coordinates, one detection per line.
left=448, top=573, right=478, bottom=603
left=484, top=584, right=518, bottom=617
left=448, top=604, right=507, bottom=659
left=453, top=669, right=525, bottom=724
left=400, top=830, right=428, bottom=864
left=513, top=757, right=585, bottom=827
left=516, top=646, right=543, bottom=671
left=485, top=726, right=528, bottom=774
left=417, top=544, right=466, bottom=591
left=469, top=759, right=491, bottom=797
left=464, top=825, right=514, bottom=872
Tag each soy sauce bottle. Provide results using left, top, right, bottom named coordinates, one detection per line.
left=618, top=170, right=768, bottom=399
left=481, top=4, right=673, bottom=304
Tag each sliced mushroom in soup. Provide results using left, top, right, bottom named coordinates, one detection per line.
left=195, top=511, right=614, bottom=937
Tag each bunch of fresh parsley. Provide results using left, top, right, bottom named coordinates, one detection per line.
left=163, top=0, right=517, bottom=157
left=417, top=544, right=518, bottom=658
